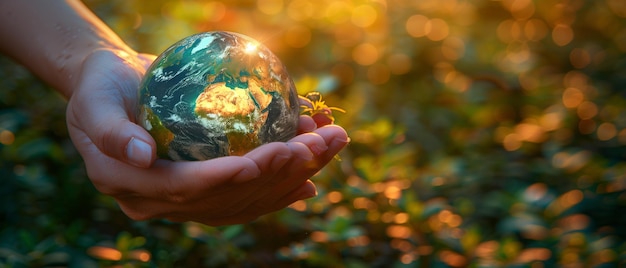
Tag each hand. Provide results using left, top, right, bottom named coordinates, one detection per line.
left=65, top=49, right=349, bottom=226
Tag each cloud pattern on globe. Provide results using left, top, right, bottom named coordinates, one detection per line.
left=138, top=31, right=299, bottom=161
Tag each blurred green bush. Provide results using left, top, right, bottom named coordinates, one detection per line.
left=2, top=0, right=626, bottom=267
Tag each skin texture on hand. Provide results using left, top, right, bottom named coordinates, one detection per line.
left=0, top=0, right=350, bottom=226
left=68, top=49, right=349, bottom=226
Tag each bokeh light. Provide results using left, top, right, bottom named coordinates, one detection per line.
left=2, top=0, right=626, bottom=267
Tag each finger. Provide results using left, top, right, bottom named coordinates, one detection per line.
left=298, top=115, right=317, bottom=134
left=67, top=101, right=156, bottom=169
left=219, top=142, right=315, bottom=219
left=244, top=142, right=292, bottom=183
left=311, top=125, right=350, bottom=164
left=313, top=125, right=350, bottom=152
left=69, top=49, right=157, bottom=168
left=112, top=144, right=300, bottom=223
left=247, top=142, right=316, bottom=204
left=299, top=95, right=313, bottom=108
left=288, top=132, right=328, bottom=157
left=92, top=155, right=262, bottom=222
left=85, top=153, right=259, bottom=200
left=220, top=142, right=311, bottom=213
left=201, top=127, right=347, bottom=224
left=274, top=180, right=317, bottom=208
left=136, top=157, right=261, bottom=201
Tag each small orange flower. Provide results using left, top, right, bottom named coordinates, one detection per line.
left=300, top=92, right=346, bottom=127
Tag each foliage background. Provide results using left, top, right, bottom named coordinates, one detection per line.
left=2, top=0, right=626, bottom=267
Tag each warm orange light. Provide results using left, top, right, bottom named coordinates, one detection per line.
left=386, top=225, right=412, bottom=239
left=619, top=129, right=626, bottom=144
left=504, top=0, right=535, bottom=20
left=562, top=189, right=584, bottom=207
left=129, top=249, right=152, bottom=262
left=570, top=48, right=591, bottom=69
left=347, top=235, right=371, bottom=247
left=426, top=18, right=449, bottom=41
left=439, top=250, right=467, bottom=267
left=383, top=185, right=402, bottom=200
left=552, top=24, right=574, bottom=46
left=351, top=5, right=378, bottom=28
left=326, top=191, right=343, bottom=203
left=516, top=248, right=552, bottom=263
left=390, top=239, right=412, bottom=252
left=441, top=37, right=465, bottom=61
left=353, top=197, right=376, bottom=210
left=562, top=87, right=584, bottom=108
left=381, top=211, right=396, bottom=223
left=475, top=241, right=499, bottom=259
left=552, top=151, right=591, bottom=172
left=540, top=112, right=563, bottom=131
left=325, top=1, right=351, bottom=24
left=607, top=0, right=626, bottom=18
left=309, top=231, right=328, bottom=242
left=524, top=183, right=548, bottom=202
left=557, top=214, right=590, bottom=231
left=597, top=122, right=617, bottom=141
left=524, top=18, right=548, bottom=41
left=431, top=176, right=445, bottom=186
left=577, top=101, right=598, bottom=120
left=352, top=43, right=380, bottom=66
left=437, top=210, right=452, bottom=223
left=0, top=130, right=14, bottom=145
left=503, top=133, right=522, bottom=151
left=405, top=14, right=429, bottom=38
left=287, top=0, right=314, bottom=21
left=394, top=213, right=409, bottom=224
left=87, top=246, right=122, bottom=261
left=549, top=191, right=585, bottom=216
left=497, top=19, right=521, bottom=43
left=285, top=25, right=311, bottom=48
left=244, top=42, right=258, bottom=54
left=400, top=253, right=416, bottom=264
left=515, top=122, right=546, bottom=143
left=257, top=0, right=284, bottom=15
left=289, top=200, right=307, bottom=211
left=204, top=2, right=226, bottom=22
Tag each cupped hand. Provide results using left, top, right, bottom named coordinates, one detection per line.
left=65, top=49, right=349, bottom=226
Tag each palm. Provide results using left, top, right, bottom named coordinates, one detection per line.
left=64, top=49, right=349, bottom=226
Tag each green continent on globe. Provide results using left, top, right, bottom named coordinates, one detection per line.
left=137, top=31, right=300, bottom=161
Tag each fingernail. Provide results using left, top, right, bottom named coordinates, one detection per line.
left=126, top=137, right=152, bottom=168
left=329, top=136, right=350, bottom=149
left=299, top=187, right=317, bottom=200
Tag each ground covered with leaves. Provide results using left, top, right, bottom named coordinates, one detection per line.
left=2, top=0, right=626, bottom=267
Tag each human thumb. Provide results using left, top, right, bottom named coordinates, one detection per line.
left=67, top=49, right=157, bottom=168
left=67, top=94, right=157, bottom=168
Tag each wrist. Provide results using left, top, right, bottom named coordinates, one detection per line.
left=0, top=0, right=135, bottom=99
left=60, top=42, right=136, bottom=98
left=46, top=1, right=136, bottom=99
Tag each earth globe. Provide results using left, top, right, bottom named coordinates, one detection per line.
left=137, top=31, right=300, bottom=161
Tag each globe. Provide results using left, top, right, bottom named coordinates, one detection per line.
left=137, top=31, right=300, bottom=161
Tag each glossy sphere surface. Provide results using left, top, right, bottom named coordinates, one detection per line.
left=138, top=31, right=299, bottom=161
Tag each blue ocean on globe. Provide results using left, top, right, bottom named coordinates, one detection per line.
left=138, top=31, right=299, bottom=161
